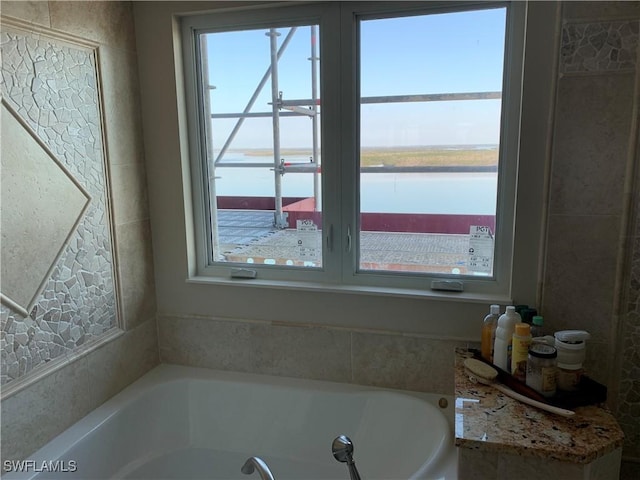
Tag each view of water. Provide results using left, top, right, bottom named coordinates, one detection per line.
left=215, top=153, right=498, bottom=215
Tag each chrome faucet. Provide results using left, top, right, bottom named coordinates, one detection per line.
left=241, top=456, right=276, bottom=480
left=332, top=435, right=362, bottom=480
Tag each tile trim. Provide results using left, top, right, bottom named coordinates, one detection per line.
left=0, top=327, right=124, bottom=401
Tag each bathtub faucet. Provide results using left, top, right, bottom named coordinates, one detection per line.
left=241, top=456, right=276, bottom=480
left=332, top=435, right=362, bottom=480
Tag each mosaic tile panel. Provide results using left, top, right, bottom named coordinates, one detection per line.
left=0, top=29, right=117, bottom=387
left=1, top=101, right=91, bottom=313
left=561, top=20, right=639, bottom=73
left=618, top=195, right=640, bottom=458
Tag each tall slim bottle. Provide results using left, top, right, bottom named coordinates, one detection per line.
left=481, top=304, right=501, bottom=362
left=493, top=306, right=521, bottom=372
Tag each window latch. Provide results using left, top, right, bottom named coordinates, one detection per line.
left=346, top=225, right=352, bottom=253
left=431, top=280, right=464, bottom=292
left=231, top=268, right=257, bottom=279
left=326, top=224, right=334, bottom=252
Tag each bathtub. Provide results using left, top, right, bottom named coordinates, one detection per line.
left=4, top=365, right=457, bottom=480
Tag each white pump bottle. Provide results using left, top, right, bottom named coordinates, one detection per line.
left=493, top=306, right=521, bottom=372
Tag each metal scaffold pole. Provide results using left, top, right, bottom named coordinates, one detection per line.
left=214, top=27, right=297, bottom=166
left=267, top=28, right=287, bottom=229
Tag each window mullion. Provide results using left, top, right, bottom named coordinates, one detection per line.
left=316, top=3, right=343, bottom=282
left=338, top=3, right=360, bottom=283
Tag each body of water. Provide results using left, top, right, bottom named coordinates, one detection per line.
left=214, top=153, right=498, bottom=215
left=215, top=168, right=497, bottom=215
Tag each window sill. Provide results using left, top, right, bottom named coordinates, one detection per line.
left=186, top=275, right=513, bottom=305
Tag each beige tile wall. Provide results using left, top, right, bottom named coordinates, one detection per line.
left=540, top=0, right=639, bottom=466
left=0, top=0, right=158, bottom=462
left=158, top=315, right=467, bottom=395
left=618, top=185, right=640, bottom=465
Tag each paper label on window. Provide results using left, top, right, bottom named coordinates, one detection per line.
left=468, top=225, right=494, bottom=274
left=297, top=219, right=319, bottom=260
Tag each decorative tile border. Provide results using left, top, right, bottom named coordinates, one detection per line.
left=618, top=308, right=640, bottom=457
left=561, top=20, right=639, bottom=74
left=0, top=26, right=118, bottom=387
left=617, top=198, right=640, bottom=457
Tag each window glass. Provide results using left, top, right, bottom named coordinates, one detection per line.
left=199, top=25, right=323, bottom=268
left=358, top=8, right=506, bottom=277
left=184, top=2, right=529, bottom=294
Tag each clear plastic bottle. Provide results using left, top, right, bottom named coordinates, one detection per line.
left=511, top=323, right=532, bottom=381
left=493, top=306, right=521, bottom=372
left=530, top=315, right=545, bottom=338
left=481, top=304, right=501, bottom=363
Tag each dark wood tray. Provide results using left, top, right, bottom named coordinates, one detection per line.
left=468, top=348, right=607, bottom=409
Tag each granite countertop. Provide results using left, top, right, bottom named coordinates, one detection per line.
left=454, top=347, right=624, bottom=464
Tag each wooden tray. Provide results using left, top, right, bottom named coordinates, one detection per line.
left=468, top=348, right=607, bottom=409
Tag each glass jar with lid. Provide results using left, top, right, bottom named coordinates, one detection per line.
left=526, top=343, right=557, bottom=398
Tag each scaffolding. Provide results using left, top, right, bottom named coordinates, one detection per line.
left=200, top=26, right=500, bottom=256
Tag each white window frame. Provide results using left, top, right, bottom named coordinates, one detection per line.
left=181, top=1, right=532, bottom=300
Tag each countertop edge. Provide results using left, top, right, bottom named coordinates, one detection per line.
left=455, top=435, right=625, bottom=465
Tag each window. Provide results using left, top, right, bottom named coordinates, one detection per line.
left=182, top=1, right=526, bottom=295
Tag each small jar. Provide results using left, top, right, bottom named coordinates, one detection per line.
left=557, top=365, right=584, bottom=392
left=526, top=344, right=557, bottom=398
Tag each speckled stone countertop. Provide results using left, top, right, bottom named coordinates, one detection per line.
left=454, top=347, right=624, bottom=464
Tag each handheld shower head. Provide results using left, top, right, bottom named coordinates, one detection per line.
left=332, top=435, right=355, bottom=463
left=332, top=435, right=361, bottom=480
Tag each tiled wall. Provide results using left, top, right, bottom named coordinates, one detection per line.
left=541, top=0, right=639, bottom=464
left=619, top=184, right=640, bottom=460
left=611, top=4, right=640, bottom=464
left=0, top=1, right=158, bottom=463
left=158, top=315, right=468, bottom=395
left=1, top=27, right=117, bottom=385
left=610, top=5, right=640, bottom=466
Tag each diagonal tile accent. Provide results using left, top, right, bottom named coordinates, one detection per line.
left=1, top=100, right=90, bottom=315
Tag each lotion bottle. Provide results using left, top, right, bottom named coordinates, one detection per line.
left=511, top=322, right=532, bottom=381
left=493, top=306, right=521, bottom=372
left=481, top=304, right=501, bottom=362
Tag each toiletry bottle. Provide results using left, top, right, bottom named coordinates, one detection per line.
left=531, top=315, right=544, bottom=338
left=481, top=304, right=501, bottom=362
left=493, top=306, right=521, bottom=372
left=554, top=330, right=591, bottom=391
left=526, top=344, right=557, bottom=397
left=514, top=305, right=528, bottom=323
left=511, top=323, right=532, bottom=381
left=520, top=308, right=538, bottom=325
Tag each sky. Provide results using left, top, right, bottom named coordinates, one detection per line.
left=204, top=6, right=507, bottom=152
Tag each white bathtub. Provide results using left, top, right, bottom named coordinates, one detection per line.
left=4, top=365, right=457, bottom=480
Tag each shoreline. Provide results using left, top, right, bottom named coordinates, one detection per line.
left=225, top=145, right=499, bottom=168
